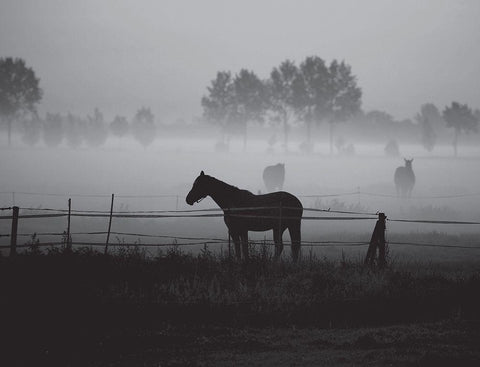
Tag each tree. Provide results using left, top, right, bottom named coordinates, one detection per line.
left=416, top=104, right=441, bottom=152
left=21, top=113, right=42, bottom=146
left=43, top=112, right=64, bottom=147
left=231, top=69, right=268, bottom=150
left=201, top=71, right=234, bottom=147
left=327, top=60, right=362, bottom=154
left=0, top=57, right=42, bottom=145
left=109, top=115, right=129, bottom=137
left=268, top=60, right=299, bottom=151
left=132, top=107, right=156, bottom=147
left=292, top=56, right=361, bottom=154
left=442, top=102, right=478, bottom=156
left=65, top=113, right=85, bottom=148
left=293, top=56, right=330, bottom=151
left=85, top=108, right=108, bottom=147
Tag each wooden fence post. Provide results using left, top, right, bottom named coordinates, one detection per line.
left=67, top=198, right=72, bottom=251
left=104, top=194, right=115, bottom=255
left=10, top=206, right=19, bottom=257
left=364, top=212, right=387, bottom=267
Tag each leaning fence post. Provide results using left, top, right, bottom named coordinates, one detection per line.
left=66, top=198, right=72, bottom=251
left=364, top=212, right=387, bottom=267
left=104, top=194, right=115, bottom=255
left=10, top=206, right=19, bottom=257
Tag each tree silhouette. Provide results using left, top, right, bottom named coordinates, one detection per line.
left=293, top=56, right=330, bottom=151
left=443, top=102, right=478, bottom=157
left=85, top=108, right=108, bottom=147
left=21, top=113, right=42, bottom=146
left=268, top=60, right=299, bottom=151
left=65, top=113, right=85, bottom=148
left=416, top=104, right=441, bottom=152
left=201, top=71, right=234, bottom=147
left=0, top=57, right=43, bottom=145
left=231, top=69, right=267, bottom=150
left=132, top=107, right=156, bottom=147
left=109, top=115, right=129, bottom=137
left=43, top=112, right=64, bottom=147
left=292, top=56, right=361, bottom=153
left=327, top=60, right=362, bottom=154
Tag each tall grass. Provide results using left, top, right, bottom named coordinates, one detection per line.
left=1, top=244, right=479, bottom=327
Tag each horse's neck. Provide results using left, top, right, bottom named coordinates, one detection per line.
left=208, top=178, right=239, bottom=209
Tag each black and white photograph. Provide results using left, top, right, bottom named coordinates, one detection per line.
left=1, top=1, right=480, bottom=365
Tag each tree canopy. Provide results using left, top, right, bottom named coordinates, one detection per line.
left=0, top=57, right=43, bottom=144
left=201, top=56, right=361, bottom=152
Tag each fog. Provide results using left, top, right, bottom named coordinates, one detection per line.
left=1, top=1, right=480, bottom=261
left=1, top=127, right=480, bottom=262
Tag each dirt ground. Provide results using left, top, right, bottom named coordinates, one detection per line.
left=81, top=319, right=480, bottom=366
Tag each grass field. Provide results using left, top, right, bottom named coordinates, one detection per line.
left=1, top=247, right=479, bottom=365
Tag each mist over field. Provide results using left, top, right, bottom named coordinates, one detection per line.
left=1, top=128, right=480, bottom=262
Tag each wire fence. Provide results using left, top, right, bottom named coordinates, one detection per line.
left=3, top=189, right=480, bottom=201
left=1, top=199, right=479, bottom=254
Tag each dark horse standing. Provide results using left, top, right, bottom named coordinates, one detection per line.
left=186, top=171, right=303, bottom=261
left=394, top=158, right=415, bottom=197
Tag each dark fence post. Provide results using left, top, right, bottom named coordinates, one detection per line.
left=104, top=194, right=115, bottom=255
left=10, top=206, right=19, bottom=257
left=67, top=198, right=72, bottom=251
left=364, top=212, right=387, bottom=267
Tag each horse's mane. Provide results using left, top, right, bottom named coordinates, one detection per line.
left=207, top=175, right=254, bottom=197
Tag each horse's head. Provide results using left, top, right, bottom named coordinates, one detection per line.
left=404, top=158, right=414, bottom=169
left=186, top=171, right=209, bottom=205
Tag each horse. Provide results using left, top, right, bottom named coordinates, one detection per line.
left=263, top=163, right=285, bottom=192
left=394, top=158, right=415, bottom=197
left=186, top=171, right=303, bottom=261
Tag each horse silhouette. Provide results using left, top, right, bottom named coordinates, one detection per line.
left=186, top=171, right=303, bottom=261
left=263, top=163, right=285, bottom=192
left=394, top=158, right=415, bottom=197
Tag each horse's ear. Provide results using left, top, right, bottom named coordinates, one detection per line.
left=403, top=158, right=407, bottom=163
left=200, top=171, right=205, bottom=176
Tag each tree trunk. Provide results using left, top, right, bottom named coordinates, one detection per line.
left=283, top=113, right=289, bottom=152
left=243, top=121, right=247, bottom=152
left=329, top=122, right=334, bottom=155
left=306, top=120, right=311, bottom=142
left=7, top=119, right=12, bottom=146
left=453, top=129, right=458, bottom=157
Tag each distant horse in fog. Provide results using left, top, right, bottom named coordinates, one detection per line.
left=394, top=158, right=415, bottom=197
left=263, top=163, right=285, bottom=192
left=186, top=171, right=303, bottom=261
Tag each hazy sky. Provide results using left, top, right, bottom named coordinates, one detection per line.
left=1, top=0, right=479, bottom=121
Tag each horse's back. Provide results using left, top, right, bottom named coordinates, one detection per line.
left=255, top=191, right=303, bottom=211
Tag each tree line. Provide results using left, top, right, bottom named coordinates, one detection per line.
left=1, top=56, right=479, bottom=155
left=201, top=56, right=479, bottom=156
left=201, top=56, right=362, bottom=153
left=20, top=107, right=156, bottom=148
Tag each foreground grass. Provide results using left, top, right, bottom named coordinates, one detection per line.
left=1, top=246, right=479, bottom=365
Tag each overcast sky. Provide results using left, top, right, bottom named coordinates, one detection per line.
left=1, top=0, right=479, bottom=122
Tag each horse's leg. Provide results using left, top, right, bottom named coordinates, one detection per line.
left=240, top=232, right=249, bottom=261
left=273, top=226, right=284, bottom=260
left=288, top=220, right=302, bottom=262
left=231, top=233, right=241, bottom=260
